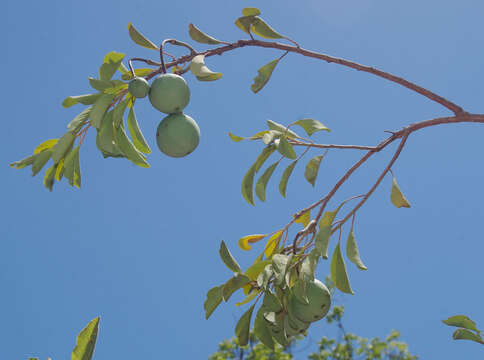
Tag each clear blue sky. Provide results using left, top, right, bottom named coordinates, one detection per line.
left=2, top=1, right=484, bottom=359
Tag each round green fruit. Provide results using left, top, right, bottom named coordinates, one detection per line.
left=156, top=113, right=200, bottom=158
left=289, top=279, right=331, bottom=323
left=149, top=73, right=190, bottom=114
left=128, top=77, right=150, bottom=98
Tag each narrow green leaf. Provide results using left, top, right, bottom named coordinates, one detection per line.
left=443, top=315, right=480, bottom=333
left=254, top=308, right=275, bottom=350
left=67, top=107, right=92, bottom=132
left=278, top=160, right=297, bottom=197
left=99, top=51, right=125, bottom=81
left=330, top=242, right=354, bottom=295
left=223, top=274, right=250, bottom=301
left=90, top=94, right=114, bottom=129
left=391, top=177, right=411, bottom=208
left=96, top=110, right=125, bottom=158
left=235, top=303, right=256, bottom=346
left=242, top=7, right=261, bottom=16
left=255, top=160, right=279, bottom=202
left=262, top=290, right=283, bottom=312
left=127, top=107, right=151, bottom=154
left=235, top=16, right=256, bottom=34
left=127, top=22, right=158, bottom=50
left=10, top=154, right=36, bottom=169
left=121, top=68, right=153, bottom=80
left=71, top=317, right=99, bottom=360
left=305, top=154, right=324, bottom=186
left=346, top=228, right=367, bottom=270
left=113, top=99, right=129, bottom=128
left=219, top=240, right=242, bottom=273
left=88, top=78, right=124, bottom=92
left=64, top=146, right=79, bottom=186
left=62, top=94, right=101, bottom=108
left=272, top=254, right=291, bottom=286
left=188, top=23, right=223, bottom=44
left=251, top=17, right=284, bottom=39
left=113, top=122, right=149, bottom=168
left=73, top=147, right=81, bottom=188
left=452, top=329, right=484, bottom=344
left=241, top=163, right=257, bottom=206
left=294, top=118, right=330, bottom=136
left=267, top=120, right=300, bottom=139
left=32, top=149, right=52, bottom=176
left=251, top=59, right=279, bottom=93
left=52, top=132, right=76, bottom=164
left=43, top=164, right=56, bottom=191
left=277, top=135, right=297, bottom=159
left=254, top=145, right=276, bottom=172
left=204, top=285, right=224, bottom=319
left=190, top=55, right=222, bottom=81
left=314, top=225, right=331, bottom=259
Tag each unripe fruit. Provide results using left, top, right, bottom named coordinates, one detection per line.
left=149, top=73, right=190, bottom=114
left=128, top=77, right=150, bottom=98
left=156, top=113, right=200, bottom=158
left=289, top=279, right=331, bottom=323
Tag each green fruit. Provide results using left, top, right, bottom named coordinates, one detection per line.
left=289, top=279, right=331, bottom=323
left=128, top=77, right=150, bottom=98
left=149, top=73, right=190, bottom=114
left=156, top=113, right=200, bottom=158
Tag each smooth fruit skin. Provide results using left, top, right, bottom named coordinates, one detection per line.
left=156, top=113, right=200, bottom=158
left=289, top=279, right=331, bottom=323
left=128, top=77, right=150, bottom=98
left=149, top=74, right=190, bottom=114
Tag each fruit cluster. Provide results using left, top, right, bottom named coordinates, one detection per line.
left=128, top=73, right=200, bottom=158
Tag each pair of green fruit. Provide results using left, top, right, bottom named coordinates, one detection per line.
left=128, top=73, right=200, bottom=158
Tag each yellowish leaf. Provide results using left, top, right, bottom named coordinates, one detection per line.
left=294, top=210, right=311, bottom=227
left=34, top=139, right=58, bottom=154
left=238, top=234, right=267, bottom=251
left=264, top=231, right=282, bottom=257
left=236, top=290, right=260, bottom=306
left=391, top=177, right=411, bottom=208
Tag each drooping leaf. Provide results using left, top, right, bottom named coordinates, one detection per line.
left=294, top=118, right=330, bottom=136
left=113, top=123, right=149, bottom=168
left=112, top=99, right=129, bottom=128
left=52, top=132, right=76, bottom=164
left=204, top=285, right=224, bottom=319
left=62, top=94, right=101, bottom=108
left=127, top=107, right=151, bottom=153
left=305, top=154, right=324, bottom=186
left=219, top=240, right=242, bottom=273
left=10, top=154, right=36, bottom=169
left=254, top=145, right=276, bottom=172
left=90, top=94, right=114, bottom=129
left=330, top=242, right=354, bottom=295
left=34, top=139, right=58, bottom=154
left=242, top=7, right=261, bottom=16
left=241, top=163, right=257, bottom=206
left=67, top=107, right=92, bottom=132
left=294, top=210, right=311, bottom=227
left=55, top=158, right=64, bottom=181
left=88, top=78, right=124, bottom=92
left=236, top=290, right=259, bottom=306
left=73, top=146, right=82, bottom=188
left=251, top=59, right=280, bottom=93
left=277, top=135, right=297, bottom=160
left=257, top=264, right=273, bottom=289
left=443, top=315, right=480, bottom=333
left=223, top=274, right=250, bottom=301
left=300, top=249, right=319, bottom=282
left=262, top=290, right=283, bottom=312
left=190, top=55, right=222, bottom=81
left=254, top=307, right=275, bottom=350
left=127, top=22, right=158, bottom=50
left=452, top=329, right=484, bottom=344
left=391, top=177, right=411, bottom=208
left=314, top=225, right=331, bottom=259
left=346, top=228, right=367, bottom=270
left=235, top=15, right=256, bottom=34
left=32, top=149, right=52, bottom=176
left=121, top=68, right=153, bottom=80
left=279, top=160, right=297, bottom=197
left=251, top=16, right=284, bottom=39
left=267, top=120, right=300, bottom=139
left=96, top=111, right=125, bottom=158
left=272, top=254, right=291, bottom=286
left=99, top=51, right=125, bottom=81
left=238, top=234, right=267, bottom=251
left=243, top=260, right=271, bottom=295
left=71, top=317, right=99, bottom=360
left=43, top=164, right=56, bottom=191
left=63, top=146, right=80, bottom=186
left=228, top=132, right=244, bottom=142
left=235, top=304, right=256, bottom=346
left=255, top=160, right=279, bottom=202
left=264, top=230, right=282, bottom=257
left=188, top=23, right=223, bottom=44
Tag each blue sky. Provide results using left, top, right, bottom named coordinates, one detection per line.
left=2, top=0, right=484, bottom=359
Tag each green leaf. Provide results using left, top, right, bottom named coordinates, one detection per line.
left=267, top=120, right=300, bottom=139
left=314, top=225, right=331, bottom=259
left=63, top=146, right=80, bottom=186
left=62, top=94, right=102, bottom=108
left=127, top=22, right=158, bottom=50
left=43, top=164, right=56, bottom=191
left=127, top=107, right=151, bottom=154
left=90, top=94, right=114, bottom=129
left=278, top=160, right=297, bottom=197
left=244, top=260, right=271, bottom=294
left=223, top=274, right=250, bottom=301
left=251, top=59, right=280, bottom=93
left=262, top=290, right=283, bottom=312
left=277, top=135, right=297, bottom=159
left=10, top=154, right=36, bottom=169
left=113, top=122, right=150, bottom=168
left=242, top=7, right=261, bottom=16
left=228, top=132, right=244, bottom=142
left=32, top=149, right=52, bottom=176
left=99, top=51, right=125, bottom=81
left=235, top=303, right=256, bottom=346
left=67, top=107, right=92, bottom=132
left=34, top=139, right=58, bottom=154
left=251, top=17, right=284, bottom=39
left=272, top=254, right=291, bottom=286
left=443, top=315, right=480, bottom=333
left=294, top=118, right=330, bottom=136
left=219, top=240, right=242, bottom=273
left=346, top=228, right=367, bottom=270
left=204, top=285, right=224, bottom=319
left=257, top=264, right=273, bottom=290
left=235, top=16, right=256, bottom=34
left=241, top=163, right=257, bottom=206
left=330, top=242, right=354, bottom=295
left=88, top=78, right=124, bottom=92
left=190, top=55, right=222, bottom=81
left=73, top=146, right=82, bottom=188
left=255, top=160, right=279, bottom=202
left=71, top=317, right=99, bottom=360
left=113, top=99, right=129, bottom=128
left=391, top=177, right=411, bottom=208
left=452, top=329, right=484, bottom=344
left=96, top=110, right=125, bottom=158
left=236, top=290, right=259, bottom=306
left=300, top=249, right=319, bottom=282
left=254, top=307, right=275, bottom=350
left=188, top=23, right=223, bottom=44
left=254, top=145, right=276, bottom=172
left=292, top=278, right=309, bottom=304
left=305, top=154, right=324, bottom=186
left=121, top=68, right=153, bottom=80
left=52, top=132, right=76, bottom=164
